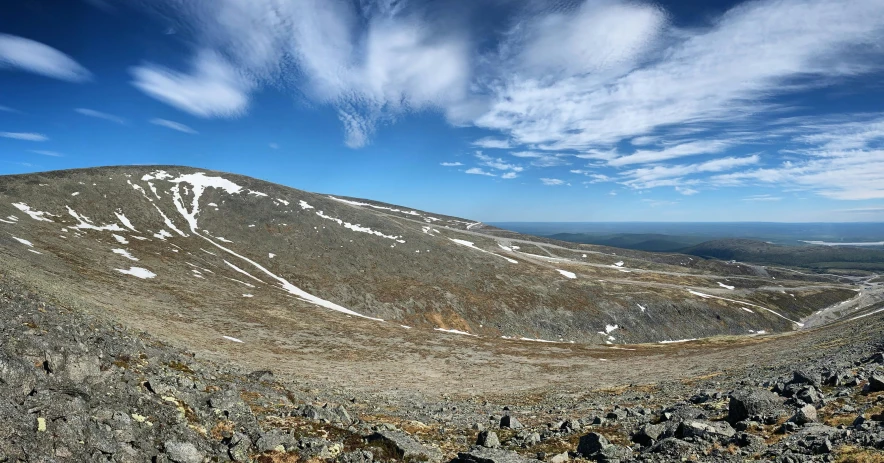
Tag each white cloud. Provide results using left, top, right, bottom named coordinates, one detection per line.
left=0, top=132, right=48, bottom=141
left=29, top=150, right=62, bottom=157
left=607, top=140, right=734, bottom=167
left=440, top=161, right=463, bottom=166
left=501, top=172, right=518, bottom=179
left=475, top=152, right=523, bottom=172
left=540, top=178, right=566, bottom=186
left=466, top=167, right=495, bottom=176
left=75, top=108, right=126, bottom=125
left=0, top=34, right=90, bottom=82
left=475, top=0, right=884, bottom=152
left=472, top=137, right=512, bottom=149
left=149, top=118, right=198, bottom=134
left=132, top=51, right=250, bottom=118
left=622, top=155, right=760, bottom=189
left=132, top=0, right=470, bottom=147
left=675, top=186, right=699, bottom=196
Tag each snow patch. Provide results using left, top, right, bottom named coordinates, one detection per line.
left=222, top=336, right=244, bottom=343
left=556, top=269, right=576, bottom=279
left=12, top=236, right=33, bottom=247
left=315, top=210, right=406, bottom=242
left=115, top=267, right=156, bottom=279
left=224, top=260, right=265, bottom=283
left=12, top=203, right=54, bottom=222
left=66, top=206, right=125, bottom=231
left=613, top=261, right=624, bottom=267
left=112, top=249, right=138, bottom=261
left=660, top=338, right=698, bottom=344
left=718, top=282, right=735, bottom=290
left=114, top=210, right=138, bottom=232
left=242, top=294, right=253, bottom=298
left=268, top=253, right=275, bottom=259
left=637, top=304, right=647, bottom=313
left=71, top=192, right=80, bottom=196
left=112, top=234, right=129, bottom=244
left=434, top=328, right=477, bottom=337
left=449, top=238, right=518, bottom=264
left=299, top=200, right=314, bottom=210
left=153, top=230, right=173, bottom=240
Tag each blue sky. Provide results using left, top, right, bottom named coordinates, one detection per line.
left=2, top=0, right=884, bottom=222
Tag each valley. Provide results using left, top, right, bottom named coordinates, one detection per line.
left=2, top=166, right=884, bottom=462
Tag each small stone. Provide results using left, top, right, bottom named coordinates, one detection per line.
left=36, top=417, right=46, bottom=432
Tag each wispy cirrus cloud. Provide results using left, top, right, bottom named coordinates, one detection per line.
left=0, top=132, right=48, bottom=141
left=29, top=150, right=63, bottom=157
left=743, top=194, right=781, bottom=201
left=149, top=118, right=198, bottom=134
left=0, top=105, right=16, bottom=112
left=440, top=161, right=463, bottom=167
left=0, top=34, right=90, bottom=82
left=540, top=178, right=567, bottom=186
left=75, top=108, right=126, bottom=125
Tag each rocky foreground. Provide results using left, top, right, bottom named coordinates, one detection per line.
left=2, top=273, right=884, bottom=462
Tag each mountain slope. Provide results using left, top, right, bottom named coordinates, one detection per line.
left=683, top=238, right=884, bottom=272
left=0, top=167, right=867, bottom=352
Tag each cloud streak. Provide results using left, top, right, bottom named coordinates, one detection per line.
left=75, top=108, right=127, bottom=125
left=149, top=118, right=198, bottom=134
left=0, top=132, right=48, bottom=141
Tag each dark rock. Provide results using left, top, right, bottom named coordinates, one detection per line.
left=340, top=450, right=374, bottom=463
left=796, top=386, right=822, bottom=405
left=500, top=415, right=523, bottom=430
left=728, top=388, right=785, bottom=424
left=366, top=430, right=442, bottom=463
left=790, top=370, right=820, bottom=388
left=648, top=438, right=696, bottom=459
left=869, top=374, right=884, bottom=392
left=576, top=432, right=609, bottom=457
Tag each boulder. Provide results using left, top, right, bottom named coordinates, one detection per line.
left=791, top=404, right=817, bottom=425
left=476, top=431, right=501, bottom=449
left=796, top=386, right=822, bottom=405
left=452, top=447, right=542, bottom=463
left=256, top=430, right=296, bottom=452
left=728, top=388, right=785, bottom=424
left=164, top=441, right=203, bottom=463
left=869, top=374, right=884, bottom=392
left=0, top=355, right=37, bottom=397
left=632, top=423, right=666, bottom=446
left=366, top=430, right=442, bottom=463
left=500, top=415, right=523, bottom=429
left=677, top=420, right=735, bottom=440
left=576, top=432, right=609, bottom=457
left=790, top=370, right=820, bottom=388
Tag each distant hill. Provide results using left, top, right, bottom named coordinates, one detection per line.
left=549, top=233, right=703, bottom=252
left=682, top=239, right=884, bottom=271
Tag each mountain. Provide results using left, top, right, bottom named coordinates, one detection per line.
left=3, top=166, right=884, bottom=462
left=0, top=166, right=864, bottom=347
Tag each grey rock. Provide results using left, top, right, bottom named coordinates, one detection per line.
left=366, top=430, right=443, bottom=463
left=164, top=441, right=203, bottom=463
left=632, top=423, right=665, bottom=446
left=791, top=370, right=820, bottom=388
left=340, top=450, right=374, bottom=463
left=728, top=388, right=785, bottom=424
left=648, top=438, right=696, bottom=459
left=477, top=430, right=501, bottom=449
left=796, top=386, right=821, bottom=405
left=63, top=354, right=101, bottom=383
left=228, top=433, right=252, bottom=462
left=677, top=420, right=735, bottom=440
left=791, top=404, right=818, bottom=425
left=256, top=430, right=296, bottom=452
left=0, top=355, right=37, bottom=397
left=452, top=447, right=542, bottom=463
